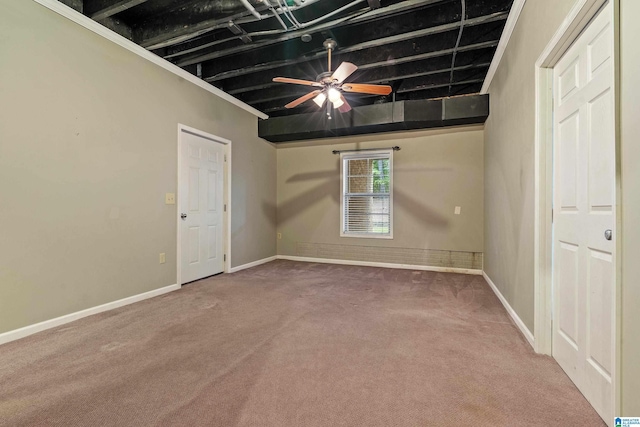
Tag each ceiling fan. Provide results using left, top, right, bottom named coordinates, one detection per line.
left=272, top=38, right=392, bottom=115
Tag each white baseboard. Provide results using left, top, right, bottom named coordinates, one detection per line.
left=229, top=255, right=277, bottom=273
left=482, top=272, right=535, bottom=348
left=0, top=283, right=180, bottom=346
left=277, top=255, right=483, bottom=275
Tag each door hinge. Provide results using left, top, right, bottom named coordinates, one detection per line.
left=224, top=204, right=227, bottom=212
left=224, top=154, right=227, bottom=162
left=224, top=254, right=226, bottom=261
left=551, top=208, right=554, bottom=223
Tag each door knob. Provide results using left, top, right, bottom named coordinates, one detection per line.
left=181, top=213, right=187, bottom=220
left=604, top=229, right=612, bottom=241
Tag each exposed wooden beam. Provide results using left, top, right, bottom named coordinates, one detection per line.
left=189, top=10, right=507, bottom=73
left=98, top=15, right=133, bottom=39
left=239, top=64, right=489, bottom=106
left=396, top=78, right=485, bottom=94
left=159, top=0, right=447, bottom=61
left=138, top=0, right=327, bottom=49
left=163, top=0, right=447, bottom=61
left=256, top=81, right=483, bottom=113
left=366, top=0, right=381, bottom=9
left=207, top=39, right=498, bottom=84
left=229, top=61, right=491, bottom=97
left=138, top=6, right=266, bottom=50
left=59, top=0, right=83, bottom=12
left=85, top=0, right=148, bottom=21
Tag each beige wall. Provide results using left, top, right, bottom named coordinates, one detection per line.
left=277, top=126, right=484, bottom=268
left=620, top=0, right=640, bottom=415
left=0, top=1, right=276, bottom=334
left=483, top=0, right=575, bottom=332
left=485, top=0, right=639, bottom=415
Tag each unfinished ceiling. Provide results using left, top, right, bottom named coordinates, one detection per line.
left=59, top=0, right=513, bottom=117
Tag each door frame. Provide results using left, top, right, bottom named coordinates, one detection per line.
left=533, top=0, right=621, bottom=418
left=177, top=124, right=232, bottom=286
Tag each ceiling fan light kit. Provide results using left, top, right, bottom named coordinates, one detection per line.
left=272, top=38, right=392, bottom=115
left=331, top=97, right=345, bottom=109
left=313, top=92, right=327, bottom=107
left=328, top=88, right=341, bottom=103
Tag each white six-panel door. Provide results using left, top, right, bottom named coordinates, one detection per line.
left=180, top=131, right=225, bottom=284
left=552, top=3, right=615, bottom=424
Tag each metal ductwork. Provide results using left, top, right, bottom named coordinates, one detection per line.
left=258, top=94, right=489, bottom=142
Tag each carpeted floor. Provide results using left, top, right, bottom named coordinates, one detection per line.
left=0, top=260, right=605, bottom=426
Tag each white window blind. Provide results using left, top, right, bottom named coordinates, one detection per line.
left=341, top=150, right=393, bottom=238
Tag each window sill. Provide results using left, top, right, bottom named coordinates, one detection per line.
left=340, top=233, right=394, bottom=240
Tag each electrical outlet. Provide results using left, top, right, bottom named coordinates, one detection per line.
left=159, top=253, right=166, bottom=264
left=165, top=193, right=175, bottom=205
left=277, top=232, right=282, bottom=239
left=454, top=206, right=461, bottom=215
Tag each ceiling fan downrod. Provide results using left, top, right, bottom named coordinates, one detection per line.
left=323, top=38, right=337, bottom=73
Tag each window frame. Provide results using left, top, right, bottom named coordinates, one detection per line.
left=340, top=149, right=394, bottom=239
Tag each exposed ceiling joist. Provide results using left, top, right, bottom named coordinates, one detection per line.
left=226, top=59, right=490, bottom=95
left=85, top=0, right=148, bottom=21
left=256, top=80, right=485, bottom=114
left=175, top=0, right=482, bottom=67
left=139, top=7, right=264, bottom=50
left=139, top=0, right=334, bottom=49
left=59, top=0, right=82, bottom=12
left=98, top=14, right=133, bottom=39
left=152, top=0, right=443, bottom=53
left=208, top=39, right=498, bottom=87
left=52, top=0, right=514, bottom=124
left=195, top=11, right=506, bottom=80
left=251, top=71, right=488, bottom=107
left=367, top=0, right=382, bottom=9
left=354, top=40, right=498, bottom=69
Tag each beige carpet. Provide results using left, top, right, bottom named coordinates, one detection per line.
left=0, top=260, right=605, bottom=426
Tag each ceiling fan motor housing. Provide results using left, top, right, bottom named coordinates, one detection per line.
left=316, top=71, right=336, bottom=84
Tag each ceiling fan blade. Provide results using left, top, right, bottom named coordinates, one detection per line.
left=273, top=77, right=322, bottom=87
left=285, top=90, right=323, bottom=109
left=338, top=94, right=351, bottom=113
left=330, top=62, right=358, bottom=84
left=342, top=83, right=392, bottom=96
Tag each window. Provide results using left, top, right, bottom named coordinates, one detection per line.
left=340, top=150, right=393, bottom=238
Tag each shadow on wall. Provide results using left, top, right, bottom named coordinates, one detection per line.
left=266, top=162, right=450, bottom=228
